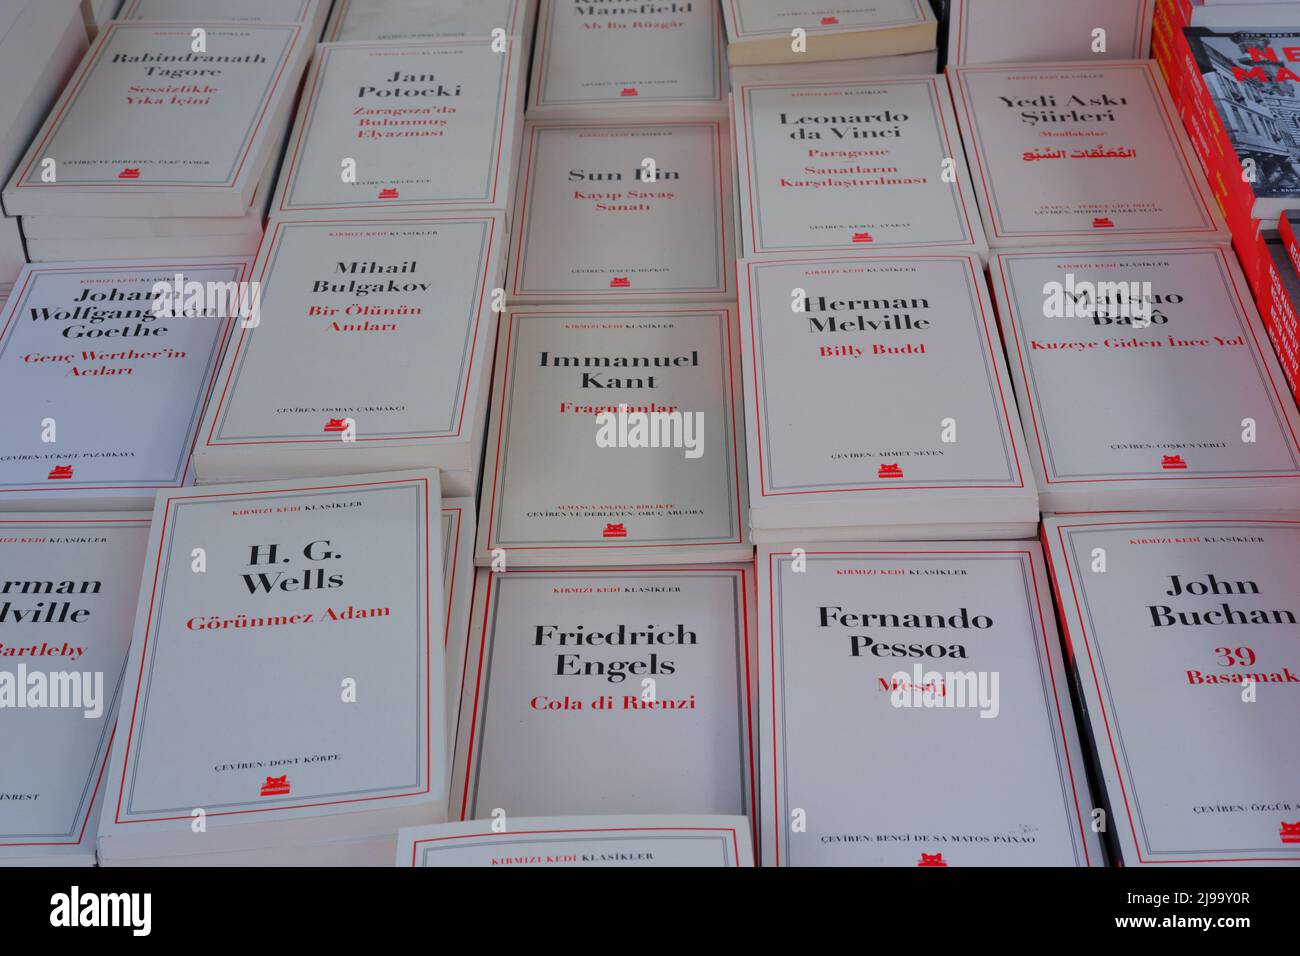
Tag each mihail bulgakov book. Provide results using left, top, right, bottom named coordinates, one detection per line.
left=96, top=471, right=447, bottom=866
left=757, top=541, right=1104, bottom=867
left=991, top=243, right=1300, bottom=513
left=2, top=20, right=313, bottom=218
left=720, top=0, right=937, bottom=65
left=117, top=0, right=332, bottom=37
left=0, top=513, right=149, bottom=866
left=324, top=0, right=537, bottom=44
left=397, top=815, right=755, bottom=867
left=269, top=38, right=524, bottom=221
left=945, top=0, right=1153, bottom=65
left=1043, top=512, right=1300, bottom=866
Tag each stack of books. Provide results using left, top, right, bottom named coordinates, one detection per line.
left=323, top=0, right=537, bottom=44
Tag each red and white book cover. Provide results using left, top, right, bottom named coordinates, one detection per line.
left=947, top=0, right=1154, bottom=66
left=117, top=0, right=331, bottom=36
left=324, top=0, right=536, bottom=43
left=720, top=0, right=937, bottom=66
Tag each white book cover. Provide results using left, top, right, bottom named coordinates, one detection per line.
left=398, top=815, right=755, bottom=867
left=949, top=60, right=1230, bottom=249
left=992, top=245, right=1300, bottom=513
left=731, top=76, right=987, bottom=261
left=3, top=21, right=313, bottom=218
left=270, top=39, right=523, bottom=220
left=449, top=566, right=757, bottom=822
left=508, top=121, right=735, bottom=302
left=721, top=0, right=937, bottom=65
left=527, top=0, right=726, bottom=120
left=324, top=0, right=536, bottom=42
left=195, top=215, right=504, bottom=484
left=758, top=541, right=1103, bottom=867
left=0, top=259, right=245, bottom=511
left=947, top=0, right=1154, bottom=65
left=1043, top=513, right=1300, bottom=866
left=727, top=49, right=938, bottom=86
left=27, top=234, right=261, bottom=263
left=97, top=471, right=446, bottom=864
left=0, top=513, right=149, bottom=866
left=117, top=0, right=330, bottom=36
left=738, top=254, right=1037, bottom=530
left=478, top=305, right=750, bottom=565
left=440, top=497, right=475, bottom=762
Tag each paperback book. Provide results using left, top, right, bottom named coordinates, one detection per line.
left=324, top=0, right=537, bottom=43
left=117, top=0, right=332, bottom=37
left=720, top=0, right=937, bottom=66
left=440, top=497, right=474, bottom=762
left=946, top=0, right=1154, bottom=65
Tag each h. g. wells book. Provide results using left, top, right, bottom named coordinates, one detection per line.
left=527, top=0, right=726, bottom=121
left=477, top=305, right=750, bottom=566
left=758, top=541, right=1103, bottom=866
left=1043, top=512, right=1300, bottom=866
left=270, top=39, right=524, bottom=221
left=992, top=244, right=1300, bottom=514
left=731, top=75, right=987, bottom=261
left=397, top=815, right=755, bottom=867
left=324, top=0, right=537, bottom=43
left=508, top=120, right=735, bottom=303
left=720, top=0, right=937, bottom=66
left=0, top=513, right=149, bottom=867
left=946, top=0, right=1154, bottom=66
left=949, top=60, right=1229, bottom=249
left=738, top=254, right=1037, bottom=539
left=2, top=20, right=313, bottom=219
left=449, top=566, right=757, bottom=823
left=194, top=215, right=505, bottom=499
left=0, top=258, right=245, bottom=512
left=96, top=471, right=447, bottom=866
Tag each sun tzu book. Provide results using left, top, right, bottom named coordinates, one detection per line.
left=2, top=21, right=312, bottom=218
left=0, top=514, right=149, bottom=866
left=947, top=0, right=1154, bottom=65
left=731, top=76, right=987, bottom=260
left=758, top=542, right=1102, bottom=867
left=398, top=815, right=755, bottom=867
left=270, top=39, right=523, bottom=220
left=720, top=0, right=937, bottom=65
left=449, top=566, right=756, bottom=821
left=508, top=121, right=734, bottom=302
left=1043, top=513, right=1300, bottom=866
left=195, top=215, right=504, bottom=498
left=478, top=306, right=749, bottom=565
left=992, top=245, right=1300, bottom=513
left=738, top=254, right=1037, bottom=537
left=0, top=259, right=244, bottom=511
left=949, top=60, right=1229, bottom=249
left=325, top=0, right=536, bottom=43
left=117, top=0, right=331, bottom=35
left=97, top=471, right=446, bottom=865
left=527, top=0, right=726, bottom=121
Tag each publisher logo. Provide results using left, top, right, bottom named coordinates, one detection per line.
left=0, top=666, right=104, bottom=719
left=1161, top=454, right=1188, bottom=470
left=379, top=187, right=400, bottom=199
left=1280, top=822, right=1299, bottom=844
left=594, top=404, right=705, bottom=460
left=820, top=16, right=839, bottom=24
left=917, top=852, right=948, bottom=867
left=47, top=464, right=74, bottom=480
left=117, top=167, right=141, bottom=180
left=602, top=523, right=628, bottom=539
left=877, top=463, right=903, bottom=479
left=609, top=276, right=631, bottom=288
left=620, top=87, right=639, bottom=97
left=851, top=231, right=873, bottom=243
left=259, top=775, right=291, bottom=797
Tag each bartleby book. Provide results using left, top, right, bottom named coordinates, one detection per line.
left=1043, top=513, right=1300, bottom=866
left=757, top=541, right=1103, bottom=866
left=0, top=513, right=149, bottom=866
left=720, top=0, right=937, bottom=65
left=96, top=471, right=447, bottom=866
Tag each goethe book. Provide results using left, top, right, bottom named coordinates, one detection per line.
left=478, top=306, right=750, bottom=565
left=993, top=245, right=1300, bottom=513
left=731, top=76, right=987, bottom=261
left=97, top=472, right=446, bottom=865
left=0, top=514, right=149, bottom=867
left=271, top=39, right=523, bottom=220
left=509, top=121, right=734, bottom=302
left=2, top=21, right=312, bottom=218
left=720, top=0, right=937, bottom=66
left=398, top=815, right=754, bottom=867
left=947, top=0, right=1154, bottom=65
left=528, top=0, right=726, bottom=121
left=758, top=542, right=1103, bottom=867
left=449, top=567, right=756, bottom=821
left=195, top=215, right=504, bottom=498
left=1043, top=513, right=1300, bottom=866
left=441, top=497, right=475, bottom=762
left=949, top=61, right=1229, bottom=248
left=0, top=259, right=243, bottom=511
left=738, top=254, right=1037, bottom=535
left=325, top=0, right=536, bottom=43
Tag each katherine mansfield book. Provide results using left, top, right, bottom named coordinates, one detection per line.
left=0, top=513, right=149, bottom=867
left=758, top=541, right=1103, bottom=867
left=397, top=815, right=755, bottom=867
left=194, top=215, right=505, bottom=499
left=270, top=39, right=523, bottom=221
left=96, top=471, right=446, bottom=866
left=2, top=20, right=313, bottom=219
left=731, top=76, right=987, bottom=261
left=720, top=0, right=937, bottom=66
left=477, top=306, right=750, bottom=566
left=738, top=254, right=1037, bottom=540
left=992, top=244, right=1300, bottom=513
left=527, top=0, right=726, bottom=121
left=448, top=566, right=757, bottom=822
left=324, top=0, right=537, bottom=43
left=1043, top=513, right=1300, bottom=866
left=946, top=0, right=1154, bottom=65
left=0, top=259, right=245, bottom=512
left=949, top=60, right=1229, bottom=249
left=508, top=121, right=735, bottom=303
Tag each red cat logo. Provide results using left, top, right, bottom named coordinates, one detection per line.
left=260, top=775, right=290, bottom=797
left=378, top=187, right=399, bottom=199
left=323, top=418, right=350, bottom=433
left=917, top=852, right=948, bottom=867
left=1281, top=822, right=1300, bottom=844
left=1091, top=217, right=1115, bottom=228
left=852, top=231, right=874, bottom=243
left=1161, top=454, right=1187, bottom=470
left=620, top=87, right=639, bottom=97
left=46, top=465, right=74, bottom=480
left=117, top=168, right=141, bottom=180
left=609, top=276, right=631, bottom=288
left=821, top=16, right=840, bottom=24
left=878, top=463, right=904, bottom=479
left=603, top=523, right=628, bottom=538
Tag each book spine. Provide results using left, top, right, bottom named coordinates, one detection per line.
left=1280, top=211, right=1300, bottom=283
left=1259, top=245, right=1300, bottom=404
